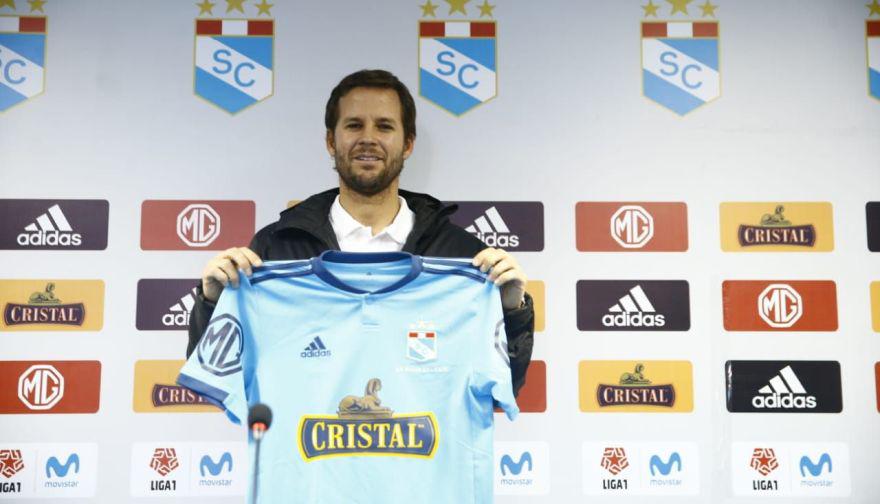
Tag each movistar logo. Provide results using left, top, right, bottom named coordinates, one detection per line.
left=500, top=452, right=533, bottom=476
left=46, top=453, right=80, bottom=478
left=649, top=452, right=682, bottom=476
left=799, top=453, right=832, bottom=477
left=199, top=452, right=233, bottom=477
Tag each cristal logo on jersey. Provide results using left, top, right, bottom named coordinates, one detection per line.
left=418, top=0, right=497, bottom=115
left=298, top=378, right=438, bottom=461
left=867, top=2, right=880, bottom=101
left=193, top=0, right=274, bottom=114
left=640, top=0, right=720, bottom=115
left=18, top=364, right=64, bottom=410
left=0, top=1, right=47, bottom=114
left=198, top=315, right=243, bottom=377
left=177, top=204, right=221, bottom=247
left=611, top=205, right=654, bottom=248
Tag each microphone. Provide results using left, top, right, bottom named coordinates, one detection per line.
left=247, top=403, right=272, bottom=504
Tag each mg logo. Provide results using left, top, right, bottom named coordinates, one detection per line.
left=176, top=204, right=221, bottom=247
left=18, top=365, right=64, bottom=410
left=610, top=205, right=654, bottom=248
left=758, top=284, right=803, bottom=328
left=198, top=314, right=243, bottom=376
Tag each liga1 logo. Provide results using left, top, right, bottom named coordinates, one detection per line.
left=640, top=0, right=720, bottom=115
left=0, top=0, right=47, bottom=113
left=194, top=0, right=274, bottom=114
left=418, top=0, right=497, bottom=115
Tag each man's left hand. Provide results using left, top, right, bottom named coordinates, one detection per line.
left=472, top=247, right=528, bottom=310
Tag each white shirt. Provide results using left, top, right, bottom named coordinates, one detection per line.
left=328, top=195, right=415, bottom=252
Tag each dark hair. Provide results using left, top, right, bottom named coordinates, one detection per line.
left=324, top=69, right=417, bottom=142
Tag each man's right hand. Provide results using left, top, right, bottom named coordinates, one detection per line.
left=201, top=247, right=263, bottom=302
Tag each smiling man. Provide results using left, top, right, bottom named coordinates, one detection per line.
left=186, top=69, right=534, bottom=394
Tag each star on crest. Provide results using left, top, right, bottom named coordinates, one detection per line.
left=196, top=0, right=215, bottom=16
left=444, top=0, right=469, bottom=16
left=420, top=0, right=438, bottom=17
left=699, top=0, right=718, bottom=18
left=254, top=0, right=272, bottom=16
left=666, top=0, right=692, bottom=15
left=642, top=0, right=660, bottom=18
left=0, top=0, right=16, bottom=10
left=868, top=0, right=880, bottom=17
left=225, top=0, right=245, bottom=14
left=477, top=0, right=494, bottom=18
left=27, top=0, right=45, bottom=13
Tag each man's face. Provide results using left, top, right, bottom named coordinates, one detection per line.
left=326, top=87, right=414, bottom=196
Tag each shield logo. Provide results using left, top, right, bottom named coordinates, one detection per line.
left=868, top=20, right=880, bottom=101
left=407, top=331, right=437, bottom=362
left=0, top=16, right=46, bottom=113
left=419, top=21, right=496, bottom=116
left=641, top=21, right=720, bottom=115
left=194, top=19, right=273, bottom=114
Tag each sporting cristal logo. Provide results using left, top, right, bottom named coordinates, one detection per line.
left=298, top=378, right=438, bottom=461
left=194, top=0, right=274, bottom=114
left=418, top=0, right=497, bottom=116
left=640, top=0, right=720, bottom=115
left=867, top=0, right=880, bottom=101
left=0, top=0, right=47, bottom=113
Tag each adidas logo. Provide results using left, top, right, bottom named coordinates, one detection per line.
left=17, top=204, right=82, bottom=247
left=465, top=206, right=519, bottom=248
left=301, top=336, right=331, bottom=358
left=601, top=285, right=666, bottom=327
left=162, top=288, right=197, bottom=327
left=752, top=365, right=817, bottom=409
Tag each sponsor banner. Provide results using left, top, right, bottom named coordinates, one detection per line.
left=576, top=280, right=690, bottom=331
left=0, top=280, right=104, bottom=332
left=720, top=202, right=833, bottom=252
left=135, top=279, right=200, bottom=331
left=494, top=442, right=549, bottom=495
left=133, top=361, right=220, bottom=413
left=722, top=280, right=838, bottom=331
left=731, top=442, right=850, bottom=497
left=578, top=361, right=693, bottom=413
left=0, top=361, right=100, bottom=414
left=0, top=14, right=47, bottom=113
left=497, top=360, right=546, bottom=413
left=868, top=202, right=880, bottom=251
left=447, top=202, right=544, bottom=251
left=140, top=200, right=255, bottom=251
left=130, top=442, right=247, bottom=497
left=0, top=200, right=108, bottom=250
left=582, top=442, right=699, bottom=495
left=0, top=443, right=98, bottom=499
left=526, top=281, right=544, bottom=332
left=725, top=361, right=842, bottom=413
left=575, top=202, right=688, bottom=251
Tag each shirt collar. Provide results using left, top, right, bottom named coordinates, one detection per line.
left=329, top=195, right=414, bottom=245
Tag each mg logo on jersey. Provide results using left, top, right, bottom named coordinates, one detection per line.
left=17, top=364, right=64, bottom=410
left=177, top=204, right=220, bottom=247
left=418, top=1, right=497, bottom=116
left=0, top=13, right=47, bottom=113
left=193, top=0, right=274, bottom=115
left=198, top=315, right=243, bottom=376
left=758, top=284, right=803, bottom=328
left=640, top=0, right=720, bottom=115
left=611, top=206, right=654, bottom=248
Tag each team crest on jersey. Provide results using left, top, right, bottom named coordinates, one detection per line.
left=867, top=1, right=880, bottom=101
left=193, top=0, right=274, bottom=114
left=418, top=0, right=497, bottom=116
left=640, top=0, right=720, bottom=115
left=406, top=320, right=438, bottom=362
left=0, top=0, right=48, bottom=113
left=298, top=378, right=438, bottom=461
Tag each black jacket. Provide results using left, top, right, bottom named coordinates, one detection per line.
left=187, top=188, right=535, bottom=395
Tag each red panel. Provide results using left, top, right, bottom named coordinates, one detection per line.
left=420, top=21, right=444, bottom=37
left=693, top=22, right=718, bottom=37
left=470, top=22, right=495, bottom=37
left=248, top=20, right=273, bottom=36
left=196, top=20, right=222, bottom=35
left=18, top=17, right=46, bottom=33
left=642, top=22, right=666, bottom=37
left=868, top=21, right=880, bottom=37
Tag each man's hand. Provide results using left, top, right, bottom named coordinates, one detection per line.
left=201, top=247, right=263, bottom=302
left=472, top=247, right=527, bottom=310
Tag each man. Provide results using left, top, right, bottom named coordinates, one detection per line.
left=186, top=69, right=534, bottom=394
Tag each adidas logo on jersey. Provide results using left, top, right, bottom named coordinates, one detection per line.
left=465, top=206, right=520, bottom=248
left=301, top=336, right=331, bottom=358
left=601, top=285, right=666, bottom=328
left=162, top=288, right=197, bottom=327
left=752, top=365, right=817, bottom=409
left=17, top=204, right=82, bottom=247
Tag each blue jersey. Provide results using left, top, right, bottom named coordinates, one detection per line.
left=178, top=251, right=518, bottom=504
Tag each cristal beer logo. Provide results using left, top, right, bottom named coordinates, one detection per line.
left=758, top=284, right=802, bottom=328
left=739, top=205, right=815, bottom=247
left=176, top=204, right=220, bottom=247
left=3, top=283, right=85, bottom=327
left=579, top=360, right=693, bottom=413
left=133, top=360, right=220, bottom=413
left=611, top=205, right=654, bottom=248
left=720, top=202, right=833, bottom=252
left=197, top=315, right=243, bottom=376
left=18, top=364, right=64, bottom=410
left=596, top=363, right=675, bottom=408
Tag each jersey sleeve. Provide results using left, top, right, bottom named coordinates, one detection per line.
left=177, top=274, right=258, bottom=424
left=470, top=283, right=520, bottom=421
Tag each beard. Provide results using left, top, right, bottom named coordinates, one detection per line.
left=334, top=148, right=405, bottom=197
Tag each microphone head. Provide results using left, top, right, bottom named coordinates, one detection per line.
left=248, top=403, right=272, bottom=430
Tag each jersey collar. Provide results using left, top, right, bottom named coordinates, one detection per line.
left=310, top=251, right=423, bottom=295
